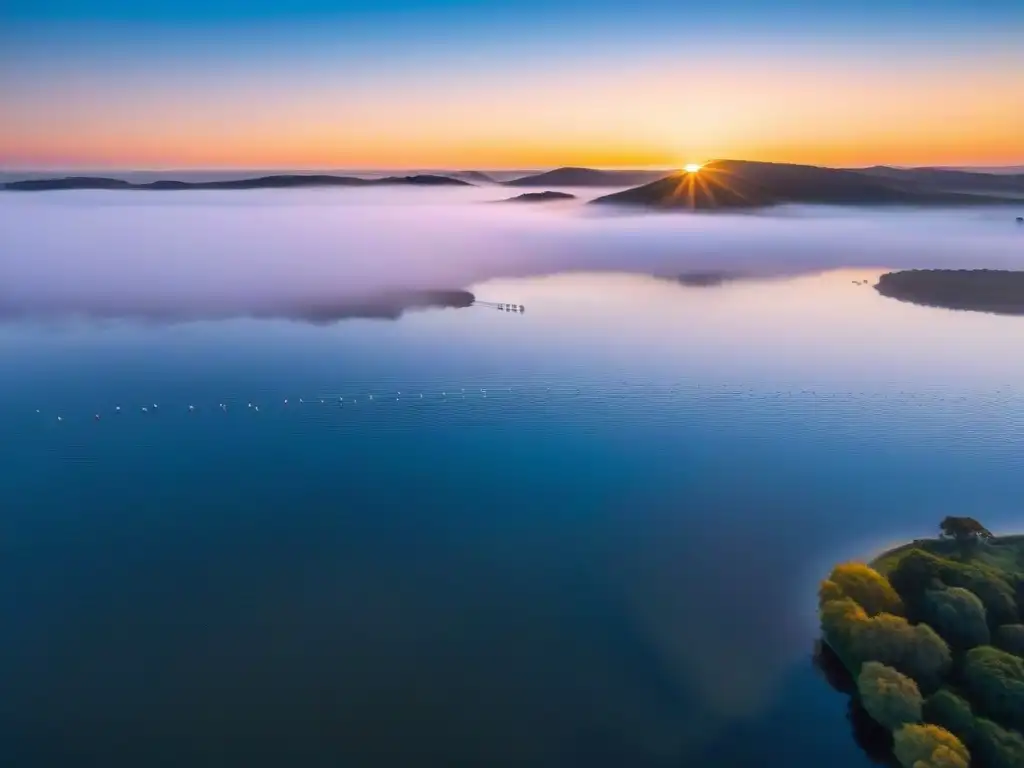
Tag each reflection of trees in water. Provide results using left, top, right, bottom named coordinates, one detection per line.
left=813, top=641, right=897, bottom=766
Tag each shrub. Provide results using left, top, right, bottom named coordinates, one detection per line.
left=821, top=563, right=905, bottom=617
left=820, top=597, right=869, bottom=666
left=858, top=662, right=923, bottom=730
left=889, top=549, right=1019, bottom=628
left=922, top=587, right=990, bottom=651
left=994, top=624, right=1024, bottom=657
left=851, top=614, right=952, bottom=692
left=963, top=646, right=1024, bottom=732
left=892, top=723, right=970, bottom=768
left=922, top=689, right=975, bottom=746
left=973, top=718, right=1024, bottom=768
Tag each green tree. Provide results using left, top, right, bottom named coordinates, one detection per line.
left=850, top=614, right=951, bottom=692
left=994, top=624, right=1024, bottom=657
left=858, top=662, right=923, bottom=730
left=892, top=723, right=970, bottom=768
left=820, top=596, right=869, bottom=668
left=922, top=689, right=975, bottom=746
left=889, top=549, right=1018, bottom=628
left=973, top=718, right=1024, bottom=768
left=963, top=646, right=1024, bottom=732
left=939, top=516, right=993, bottom=542
left=922, top=587, right=990, bottom=651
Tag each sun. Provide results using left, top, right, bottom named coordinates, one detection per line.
left=683, top=163, right=703, bottom=173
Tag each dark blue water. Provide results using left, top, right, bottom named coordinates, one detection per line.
left=3, top=270, right=1024, bottom=767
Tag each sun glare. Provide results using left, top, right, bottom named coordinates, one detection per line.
left=683, top=163, right=703, bottom=173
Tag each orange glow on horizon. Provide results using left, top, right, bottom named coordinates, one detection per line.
left=2, top=51, right=1021, bottom=170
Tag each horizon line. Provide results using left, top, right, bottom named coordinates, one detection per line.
left=3, top=161, right=1024, bottom=175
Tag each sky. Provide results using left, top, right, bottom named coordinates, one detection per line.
left=2, top=0, right=1023, bottom=170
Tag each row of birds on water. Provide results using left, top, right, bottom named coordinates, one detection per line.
left=36, top=387, right=532, bottom=422
left=31, top=384, right=1020, bottom=424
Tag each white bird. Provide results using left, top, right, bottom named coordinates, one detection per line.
left=284, top=399, right=288, bottom=405
left=369, top=395, right=373, bottom=400
left=57, top=416, right=63, bottom=422
left=299, top=398, right=304, bottom=404
left=189, top=405, right=195, bottom=412
left=248, top=403, right=252, bottom=408
left=420, top=394, right=423, bottom=398
left=255, top=406, right=259, bottom=412
left=153, top=404, right=158, bottom=409
left=115, top=406, right=121, bottom=412
left=94, top=414, right=100, bottom=420
left=36, top=409, right=40, bottom=413
left=142, top=407, right=148, bottom=413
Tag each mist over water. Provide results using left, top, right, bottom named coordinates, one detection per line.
left=1, top=186, right=1022, bottom=322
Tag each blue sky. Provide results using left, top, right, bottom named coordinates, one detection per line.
left=3, top=0, right=1022, bottom=169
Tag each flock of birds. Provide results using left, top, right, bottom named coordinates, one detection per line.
left=34, top=386, right=535, bottom=424
left=29, top=381, right=1019, bottom=427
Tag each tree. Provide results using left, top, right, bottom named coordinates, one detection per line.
left=889, top=548, right=1019, bottom=628
left=994, top=624, right=1024, bottom=657
left=973, top=718, right=1024, bottom=768
left=820, top=562, right=905, bottom=617
left=922, top=689, right=975, bottom=746
left=850, top=614, right=951, bottom=692
left=820, top=596, right=869, bottom=664
left=922, top=587, right=990, bottom=651
left=857, top=662, right=923, bottom=730
left=939, top=516, right=993, bottom=542
left=963, top=646, right=1024, bottom=732
left=892, top=723, right=970, bottom=768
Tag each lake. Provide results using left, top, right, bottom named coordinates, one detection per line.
left=2, top=188, right=1024, bottom=766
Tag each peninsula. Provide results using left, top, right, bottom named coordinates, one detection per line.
left=0, top=289, right=477, bottom=325
left=818, top=517, right=1024, bottom=768
left=3, top=174, right=473, bottom=191
left=589, top=160, right=1022, bottom=210
left=875, top=270, right=1024, bottom=315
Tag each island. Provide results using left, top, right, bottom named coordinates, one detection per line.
left=3, top=174, right=473, bottom=191
left=503, top=166, right=670, bottom=188
left=499, top=191, right=577, bottom=203
left=817, top=517, right=1024, bottom=768
left=588, top=160, right=1021, bottom=210
left=875, top=270, right=1024, bottom=315
left=674, top=271, right=741, bottom=287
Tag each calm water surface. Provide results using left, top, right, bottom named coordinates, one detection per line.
left=3, top=268, right=1024, bottom=766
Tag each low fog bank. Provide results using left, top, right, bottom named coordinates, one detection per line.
left=1, top=188, right=1022, bottom=323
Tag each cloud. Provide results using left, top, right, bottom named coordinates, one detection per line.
left=0, top=186, right=1021, bottom=323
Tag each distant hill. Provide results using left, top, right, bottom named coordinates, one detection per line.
left=500, top=191, right=577, bottom=203
left=4, top=174, right=473, bottom=191
left=590, top=160, right=1019, bottom=210
left=504, top=167, right=671, bottom=187
left=452, top=171, right=496, bottom=183
left=857, top=166, right=1024, bottom=194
